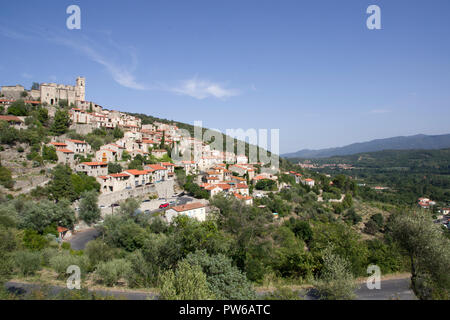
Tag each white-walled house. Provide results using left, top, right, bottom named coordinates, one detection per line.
left=76, top=162, right=108, bottom=177
left=56, top=148, right=75, bottom=166
left=165, top=202, right=207, bottom=223
left=65, top=139, right=91, bottom=155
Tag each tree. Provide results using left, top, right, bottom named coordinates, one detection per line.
left=0, top=165, right=14, bottom=189
left=18, top=199, right=76, bottom=233
left=95, top=259, right=131, bottom=286
left=390, top=210, right=450, bottom=299
left=31, top=82, right=40, bottom=91
left=42, top=145, right=58, bottom=161
left=0, top=121, right=19, bottom=145
left=108, top=162, right=122, bottom=174
left=118, top=198, right=141, bottom=218
left=79, top=190, right=101, bottom=224
left=314, top=246, right=357, bottom=300
left=112, top=126, right=124, bottom=139
left=159, top=260, right=215, bottom=300
left=7, top=100, right=28, bottom=116
left=50, top=109, right=71, bottom=135
left=47, top=164, right=77, bottom=201
left=85, top=239, right=115, bottom=269
left=184, top=250, right=256, bottom=300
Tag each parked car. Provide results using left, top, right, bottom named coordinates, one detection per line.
left=159, top=203, right=170, bottom=209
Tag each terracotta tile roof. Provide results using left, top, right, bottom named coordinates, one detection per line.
left=57, top=226, right=68, bottom=233
left=109, top=173, right=130, bottom=178
left=81, top=162, right=107, bottom=166
left=56, top=148, right=74, bottom=153
left=126, top=169, right=149, bottom=176
left=161, top=162, right=175, bottom=166
left=0, top=115, right=22, bottom=122
left=234, top=193, right=252, bottom=200
left=67, top=139, right=87, bottom=144
left=146, top=164, right=167, bottom=171
left=170, top=202, right=206, bottom=212
left=50, top=142, right=67, bottom=147
left=236, top=183, right=249, bottom=189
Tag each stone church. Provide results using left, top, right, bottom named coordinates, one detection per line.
left=1, top=77, right=85, bottom=106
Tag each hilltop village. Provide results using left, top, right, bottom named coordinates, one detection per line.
left=0, top=77, right=317, bottom=226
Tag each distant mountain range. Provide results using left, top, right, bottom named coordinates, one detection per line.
left=282, top=133, right=450, bottom=159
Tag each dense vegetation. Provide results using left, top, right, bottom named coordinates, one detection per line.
left=290, top=148, right=450, bottom=206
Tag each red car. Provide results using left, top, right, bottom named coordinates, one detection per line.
left=159, top=203, right=170, bottom=209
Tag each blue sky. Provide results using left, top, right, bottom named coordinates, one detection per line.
left=1, top=0, right=450, bottom=154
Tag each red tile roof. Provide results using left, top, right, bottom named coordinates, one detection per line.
left=81, top=162, right=107, bottom=166
left=170, top=202, right=206, bottom=212
left=0, top=115, right=22, bottom=122
left=109, top=173, right=130, bottom=178
left=56, top=148, right=74, bottom=153
left=67, top=139, right=87, bottom=144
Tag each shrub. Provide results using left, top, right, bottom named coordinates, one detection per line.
left=84, top=240, right=115, bottom=269
left=49, top=252, right=89, bottom=279
left=184, top=250, right=256, bottom=300
left=314, top=247, right=357, bottom=300
left=95, top=259, right=131, bottom=287
left=40, top=248, right=59, bottom=267
left=13, top=251, right=42, bottom=276
left=159, top=260, right=215, bottom=300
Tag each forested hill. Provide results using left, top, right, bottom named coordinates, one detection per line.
left=294, top=148, right=450, bottom=205
left=294, top=148, right=450, bottom=173
left=283, top=133, right=450, bottom=159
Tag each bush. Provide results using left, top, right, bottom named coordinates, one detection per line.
left=159, top=260, right=215, bottom=300
left=184, top=250, right=256, bottom=300
left=22, top=229, right=48, bottom=251
left=49, top=252, right=89, bottom=279
left=40, top=248, right=59, bottom=267
left=314, top=247, right=357, bottom=300
left=85, top=240, right=115, bottom=269
left=95, top=259, right=131, bottom=287
left=13, top=251, right=42, bottom=276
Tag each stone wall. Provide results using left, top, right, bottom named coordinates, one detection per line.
left=69, top=123, right=96, bottom=135
left=98, top=180, right=174, bottom=206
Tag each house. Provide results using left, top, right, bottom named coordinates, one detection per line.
left=235, top=183, right=250, bottom=196
left=204, top=184, right=223, bottom=197
left=97, top=172, right=132, bottom=193
left=303, top=178, right=315, bottom=187
left=76, top=162, right=108, bottom=177
left=145, top=164, right=168, bottom=182
left=70, top=108, right=91, bottom=124
left=228, top=164, right=247, bottom=177
left=65, top=139, right=91, bottom=155
left=179, top=160, right=198, bottom=175
left=165, top=202, right=207, bottom=223
left=236, top=154, right=248, bottom=164
left=96, top=148, right=119, bottom=163
left=56, top=148, right=75, bottom=165
left=57, top=226, right=71, bottom=241
left=0, top=115, right=26, bottom=129
left=234, top=193, right=253, bottom=206
left=289, top=171, right=302, bottom=184
left=125, top=169, right=152, bottom=187
left=152, top=149, right=168, bottom=158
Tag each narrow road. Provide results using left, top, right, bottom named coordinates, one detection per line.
left=5, top=277, right=415, bottom=300
left=355, top=278, right=416, bottom=300
left=67, top=228, right=100, bottom=250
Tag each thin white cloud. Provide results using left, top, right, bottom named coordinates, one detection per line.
left=370, top=109, right=391, bottom=114
left=171, top=77, right=239, bottom=100
left=1, top=26, right=240, bottom=99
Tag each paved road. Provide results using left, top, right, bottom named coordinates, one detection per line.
left=5, top=281, right=157, bottom=300
left=67, top=228, right=100, bottom=250
left=355, top=278, right=416, bottom=300
left=5, top=277, right=415, bottom=300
